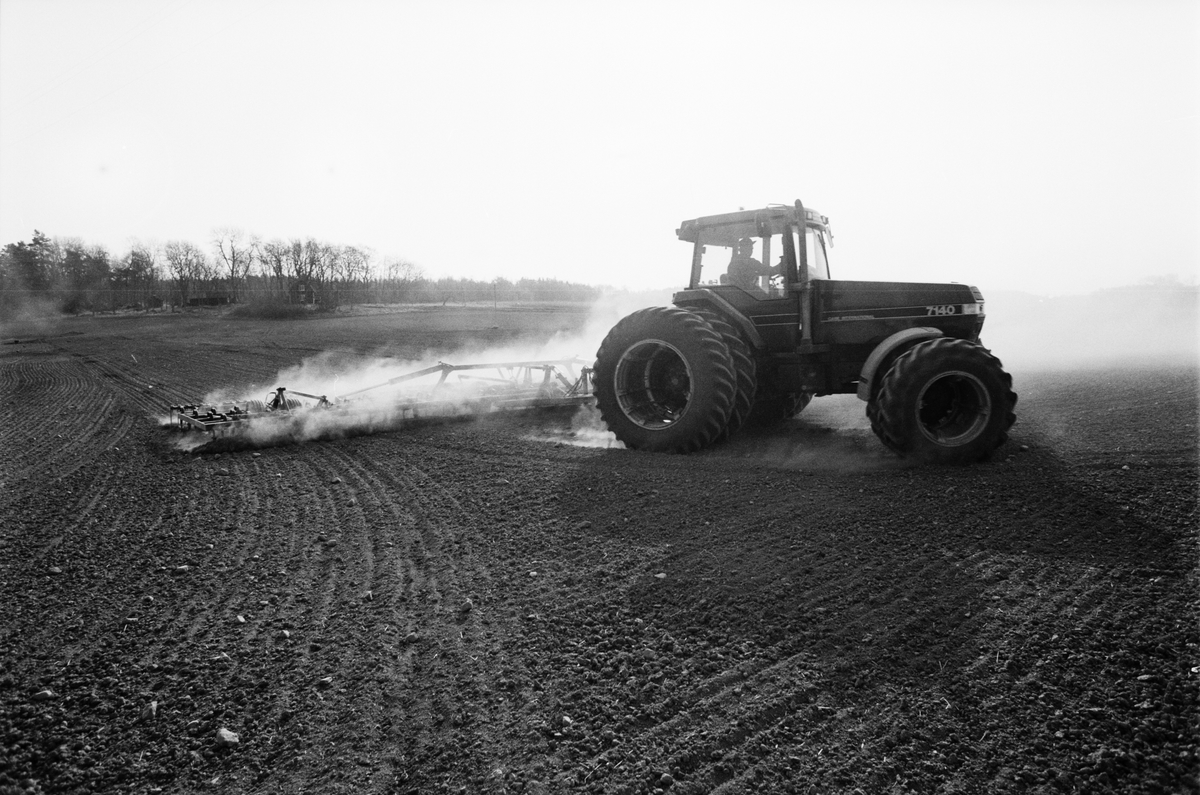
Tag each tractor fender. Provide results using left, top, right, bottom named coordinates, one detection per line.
left=856, top=327, right=943, bottom=401
left=672, top=289, right=766, bottom=351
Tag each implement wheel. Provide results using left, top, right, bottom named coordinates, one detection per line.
left=872, top=338, right=1017, bottom=463
left=594, top=307, right=736, bottom=452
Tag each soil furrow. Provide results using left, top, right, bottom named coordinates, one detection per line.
left=2, top=314, right=1195, bottom=795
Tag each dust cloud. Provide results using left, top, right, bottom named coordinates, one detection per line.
left=725, top=396, right=907, bottom=472
left=183, top=291, right=675, bottom=451
left=0, top=296, right=65, bottom=340
left=980, top=286, right=1198, bottom=372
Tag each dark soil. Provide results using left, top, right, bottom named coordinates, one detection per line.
left=1, top=306, right=1196, bottom=794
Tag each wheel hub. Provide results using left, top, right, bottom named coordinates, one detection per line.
left=613, top=339, right=692, bottom=430
left=916, top=370, right=991, bottom=446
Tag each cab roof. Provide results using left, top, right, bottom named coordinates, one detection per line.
left=676, top=202, right=829, bottom=247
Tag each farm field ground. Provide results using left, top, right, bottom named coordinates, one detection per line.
left=1, top=302, right=1197, bottom=795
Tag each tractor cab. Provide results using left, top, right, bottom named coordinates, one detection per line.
left=677, top=201, right=832, bottom=298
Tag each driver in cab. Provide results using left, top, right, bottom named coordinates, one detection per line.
left=723, top=238, right=777, bottom=294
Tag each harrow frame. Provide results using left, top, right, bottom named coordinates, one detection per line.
left=170, top=359, right=595, bottom=438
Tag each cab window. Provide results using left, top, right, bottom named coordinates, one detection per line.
left=694, top=233, right=787, bottom=298
left=805, top=229, right=830, bottom=280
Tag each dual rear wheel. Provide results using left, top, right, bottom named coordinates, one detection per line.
left=593, top=307, right=818, bottom=453
left=593, top=307, right=738, bottom=453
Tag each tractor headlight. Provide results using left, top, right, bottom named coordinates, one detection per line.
left=962, top=303, right=983, bottom=315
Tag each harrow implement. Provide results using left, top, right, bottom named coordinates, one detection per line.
left=169, top=358, right=595, bottom=439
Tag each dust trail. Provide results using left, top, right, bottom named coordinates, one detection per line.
left=523, top=403, right=624, bottom=449
left=727, top=395, right=911, bottom=472
left=0, top=295, right=63, bottom=340
left=179, top=292, right=673, bottom=451
left=181, top=360, right=581, bottom=452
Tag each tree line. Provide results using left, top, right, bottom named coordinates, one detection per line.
left=0, top=229, right=601, bottom=314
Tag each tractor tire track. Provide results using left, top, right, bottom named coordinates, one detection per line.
left=0, top=356, right=135, bottom=486
left=323, top=438, right=538, bottom=792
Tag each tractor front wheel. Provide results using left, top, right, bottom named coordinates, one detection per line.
left=871, top=338, right=1017, bottom=463
left=594, top=307, right=736, bottom=453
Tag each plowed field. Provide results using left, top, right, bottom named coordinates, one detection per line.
left=1, top=305, right=1197, bottom=795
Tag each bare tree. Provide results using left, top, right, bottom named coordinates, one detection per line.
left=163, top=240, right=210, bottom=307
left=380, top=257, right=424, bottom=303
left=343, top=246, right=373, bottom=284
left=213, top=228, right=257, bottom=303
left=326, top=245, right=349, bottom=306
left=308, top=239, right=332, bottom=288
left=325, top=245, right=372, bottom=306
left=286, top=239, right=314, bottom=303
left=282, top=238, right=335, bottom=304
left=259, top=239, right=291, bottom=299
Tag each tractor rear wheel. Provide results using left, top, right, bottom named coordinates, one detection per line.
left=689, top=308, right=756, bottom=441
left=594, top=307, right=736, bottom=453
left=872, top=338, right=1017, bottom=463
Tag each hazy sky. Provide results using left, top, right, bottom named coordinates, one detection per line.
left=1, top=0, right=1196, bottom=294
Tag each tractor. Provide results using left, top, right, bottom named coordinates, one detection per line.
left=593, top=200, right=1017, bottom=463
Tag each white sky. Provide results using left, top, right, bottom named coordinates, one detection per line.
left=1, top=0, right=1196, bottom=294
